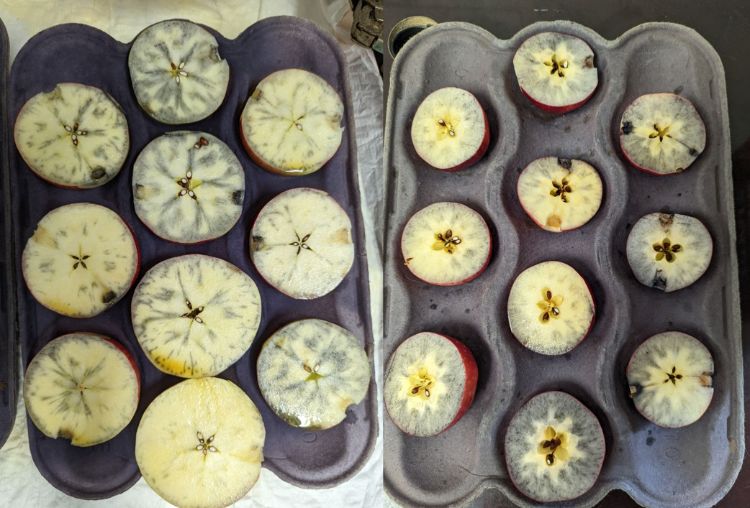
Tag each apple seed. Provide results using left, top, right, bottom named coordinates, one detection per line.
left=537, top=288, right=563, bottom=323
left=195, top=431, right=219, bottom=456
left=408, top=367, right=434, bottom=399
left=544, top=54, right=569, bottom=77
left=432, top=229, right=462, bottom=253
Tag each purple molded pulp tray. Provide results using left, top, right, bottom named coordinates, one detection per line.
left=8, top=16, right=376, bottom=499
left=383, top=20, right=743, bottom=508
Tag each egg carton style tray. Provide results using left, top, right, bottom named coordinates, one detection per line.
left=383, top=20, right=743, bottom=508
left=6, top=16, right=377, bottom=499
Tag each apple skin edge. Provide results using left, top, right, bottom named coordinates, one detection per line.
left=101, top=335, right=142, bottom=392
left=619, top=137, right=687, bottom=176
left=520, top=87, right=593, bottom=115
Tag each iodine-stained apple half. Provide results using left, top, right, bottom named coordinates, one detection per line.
left=401, top=202, right=491, bottom=286
left=508, top=261, right=595, bottom=355
left=129, top=19, right=230, bottom=124
left=240, top=68, right=344, bottom=176
left=626, top=212, right=712, bottom=292
left=132, top=131, right=244, bottom=244
left=627, top=331, right=714, bottom=428
left=136, top=377, right=265, bottom=508
left=513, top=32, right=598, bottom=113
left=620, top=93, right=706, bottom=175
left=22, top=203, right=139, bottom=318
left=132, top=254, right=261, bottom=378
left=505, top=391, right=605, bottom=503
left=14, top=82, right=129, bottom=188
left=517, top=156, right=603, bottom=232
left=250, top=187, right=354, bottom=299
left=384, top=332, right=478, bottom=437
left=410, top=87, right=489, bottom=171
left=257, top=319, right=370, bottom=429
left=24, top=333, right=139, bottom=447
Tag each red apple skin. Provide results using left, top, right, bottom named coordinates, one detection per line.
left=520, top=87, right=594, bottom=115
left=100, top=335, right=142, bottom=392
left=619, top=139, right=687, bottom=177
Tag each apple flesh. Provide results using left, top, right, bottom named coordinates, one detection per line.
left=401, top=202, right=491, bottom=286
left=384, top=332, right=478, bottom=437
left=14, top=82, right=129, bottom=188
left=132, top=254, right=261, bottom=378
left=517, top=156, right=603, bottom=232
left=129, top=19, right=230, bottom=124
left=619, top=93, right=706, bottom=175
left=256, top=319, right=371, bottom=429
left=410, top=87, right=489, bottom=171
left=136, top=377, right=265, bottom=508
left=22, top=203, right=139, bottom=318
left=24, top=333, right=140, bottom=447
left=505, top=391, right=605, bottom=503
left=507, top=261, right=594, bottom=355
left=513, top=32, right=598, bottom=113
left=132, top=131, right=244, bottom=244
left=240, top=68, right=344, bottom=176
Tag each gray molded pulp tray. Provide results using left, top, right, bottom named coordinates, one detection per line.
left=383, top=20, right=744, bottom=508
left=7, top=16, right=376, bottom=499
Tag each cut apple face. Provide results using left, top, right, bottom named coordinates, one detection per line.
left=620, top=93, right=706, bottom=175
left=517, top=157, right=603, bottom=232
left=14, top=83, right=129, bottom=188
left=129, top=19, right=230, bottom=124
left=507, top=261, right=594, bottom=355
left=410, top=87, right=489, bottom=171
left=505, top=391, right=605, bottom=503
left=627, top=331, right=714, bottom=428
left=250, top=187, right=354, bottom=299
left=513, top=32, right=598, bottom=113
left=132, top=254, right=261, bottom=378
left=132, top=131, right=244, bottom=244
left=384, top=332, right=478, bottom=437
left=626, top=212, right=712, bottom=292
left=136, top=377, right=265, bottom=508
left=401, top=202, right=491, bottom=286
left=256, top=319, right=370, bottom=429
left=22, top=203, right=139, bottom=318
left=240, top=68, right=344, bottom=176
left=24, top=333, right=139, bottom=447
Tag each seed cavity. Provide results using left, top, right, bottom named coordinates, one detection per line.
left=437, top=118, right=456, bottom=137
left=663, top=365, right=684, bottom=385
left=544, top=54, right=569, bottom=77
left=649, top=123, right=671, bottom=142
left=69, top=246, right=90, bottom=270
left=176, top=169, right=201, bottom=200
left=432, top=229, right=462, bottom=253
left=550, top=177, right=573, bottom=203
left=538, top=426, right=568, bottom=466
left=170, top=61, right=189, bottom=83
left=63, top=122, right=87, bottom=146
left=303, top=363, right=323, bottom=382
left=653, top=237, right=681, bottom=263
left=537, top=288, right=563, bottom=323
left=408, top=367, right=434, bottom=400
left=195, top=431, right=218, bottom=456
left=290, top=232, right=313, bottom=255
left=181, top=300, right=205, bottom=324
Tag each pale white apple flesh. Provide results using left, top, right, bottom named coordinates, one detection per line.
left=136, top=377, right=265, bottom=508
left=627, top=331, right=713, bottom=428
left=410, top=87, right=489, bottom=170
left=507, top=261, right=594, bottom=355
left=129, top=19, right=230, bottom=124
left=240, top=68, right=344, bottom=175
left=513, top=32, right=598, bottom=113
left=620, top=93, right=706, bottom=175
left=626, top=212, right=712, bottom=292
left=505, top=391, right=605, bottom=503
left=517, top=157, right=603, bottom=232
left=250, top=187, right=354, bottom=299
left=401, top=202, right=491, bottom=286
left=257, top=319, right=370, bottom=429
left=22, top=203, right=139, bottom=318
left=14, top=82, right=129, bottom=188
left=132, top=254, right=261, bottom=378
left=132, top=131, right=244, bottom=244
left=24, top=333, right=139, bottom=447
left=384, top=332, right=477, bottom=437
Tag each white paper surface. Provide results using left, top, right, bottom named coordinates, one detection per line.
left=0, top=1, right=384, bottom=506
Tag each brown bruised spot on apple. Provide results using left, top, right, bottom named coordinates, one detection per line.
left=507, top=261, right=594, bottom=355
left=14, top=83, right=129, bottom=188
left=504, top=391, right=605, bottom=503
left=619, top=93, right=706, bottom=175
left=410, top=87, right=490, bottom=171
left=401, top=202, right=491, bottom=286
left=384, top=332, right=478, bottom=437
left=517, top=157, right=603, bottom=232
left=22, top=203, right=139, bottom=318
left=240, top=68, right=344, bottom=176
left=513, top=32, right=598, bottom=114
left=23, top=333, right=140, bottom=447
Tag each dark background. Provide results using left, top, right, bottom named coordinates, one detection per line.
left=382, top=1, right=750, bottom=506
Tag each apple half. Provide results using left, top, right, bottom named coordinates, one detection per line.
left=14, top=82, right=129, bottom=188
left=24, top=332, right=139, bottom=447
left=22, top=203, right=139, bottom=318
